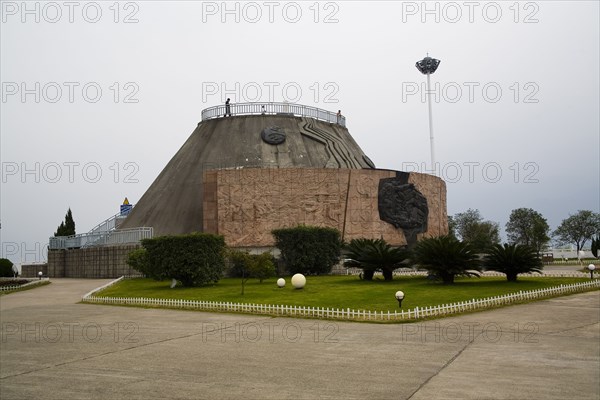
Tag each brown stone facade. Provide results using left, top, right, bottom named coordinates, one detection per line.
left=203, top=168, right=447, bottom=247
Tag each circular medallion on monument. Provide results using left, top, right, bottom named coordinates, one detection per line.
left=261, top=126, right=286, bottom=145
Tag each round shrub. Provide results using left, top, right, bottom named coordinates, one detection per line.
left=0, top=258, right=15, bottom=277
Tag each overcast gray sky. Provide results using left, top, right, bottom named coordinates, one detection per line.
left=1, top=0, right=599, bottom=265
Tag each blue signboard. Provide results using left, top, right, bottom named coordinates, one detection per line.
left=120, top=197, right=132, bottom=216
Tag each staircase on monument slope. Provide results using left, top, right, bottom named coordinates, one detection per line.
left=48, top=209, right=153, bottom=250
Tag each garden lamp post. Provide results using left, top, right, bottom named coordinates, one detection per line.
left=38, top=271, right=43, bottom=280
left=588, top=264, right=596, bottom=280
left=415, top=55, right=441, bottom=173
left=395, top=290, right=405, bottom=308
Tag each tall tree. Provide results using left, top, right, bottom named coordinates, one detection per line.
left=54, top=208, right=76, bottom=237
left=452, top=209, right=500, bottom=252
left=505, top=208, right=550, bottom=254
left=447, top=215, right=457, bottom=239
left=553, top=210, right=600, bottom=252
left=592, top=235, right=599, bottom=258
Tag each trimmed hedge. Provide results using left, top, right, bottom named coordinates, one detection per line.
left=272, top=225, right=342, bottom=275
left=227, top=250, right=276, bottom=283
left=128, top=233, right=226, bottom=287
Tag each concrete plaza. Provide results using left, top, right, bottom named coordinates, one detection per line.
left=1, top=279, right=598, bottom=399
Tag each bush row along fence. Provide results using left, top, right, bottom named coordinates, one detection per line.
left=0, top=278, right=50, bottom=292
left=82, top=279, right=600, bottom=322
left=545, top=259, right=598, bottom=265
left=340, top=269, right=592, bottom=278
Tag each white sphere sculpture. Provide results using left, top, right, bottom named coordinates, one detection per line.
left=291, top=274, right=306, bottom=289
left=277, top=278, right=286, bottom=288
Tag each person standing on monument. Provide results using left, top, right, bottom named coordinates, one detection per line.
left=225, top=98, right=231, bottom=117
left=337, top=110, right=342, bottom=124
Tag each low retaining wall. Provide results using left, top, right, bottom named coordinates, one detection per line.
left=21, top=264, right=48, bottom=278
left=47, top=244, right=143, bottom=278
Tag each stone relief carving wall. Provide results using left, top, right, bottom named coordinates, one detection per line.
left=203, top=168, right=447, bottom=248
left=342, top=170, right=408, bottom=245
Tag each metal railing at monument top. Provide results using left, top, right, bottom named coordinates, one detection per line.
left=201, top=102, right=346, bottom=127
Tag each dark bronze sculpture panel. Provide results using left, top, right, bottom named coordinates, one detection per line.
left=378, top=176, right=429, bottom=246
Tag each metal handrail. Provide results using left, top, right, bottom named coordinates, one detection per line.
left=49, top=207, right=134, bottom=250
left=49, top=227, right=153, bottom=250
left=87, top=211, right=128, bottom=234
left=201, top=102, right=346, bottom=127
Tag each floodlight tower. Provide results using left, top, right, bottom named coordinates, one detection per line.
left=415, top=55, right=441, bottom=173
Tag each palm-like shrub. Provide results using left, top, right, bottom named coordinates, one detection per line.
left=344, top=239, right=410, bottom=281
left=411, top=235, right=481, bottom=284
left=483, top=243, right=543, bottom=282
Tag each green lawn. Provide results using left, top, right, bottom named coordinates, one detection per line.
left=96, top=275, right=595, bottom=312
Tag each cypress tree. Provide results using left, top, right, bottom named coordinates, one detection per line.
left=64, top=208, right=75, bottom=235
left=54, top=208, right=76, bottom=236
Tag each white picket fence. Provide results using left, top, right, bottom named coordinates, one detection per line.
left=0, top=278, right=50, bottom=292
left=82, top=279, right=600, bottom=322
left=0, top=285, right=26, bottom=292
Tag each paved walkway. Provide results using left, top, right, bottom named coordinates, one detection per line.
left=1, top=279, right=598, bottom=400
